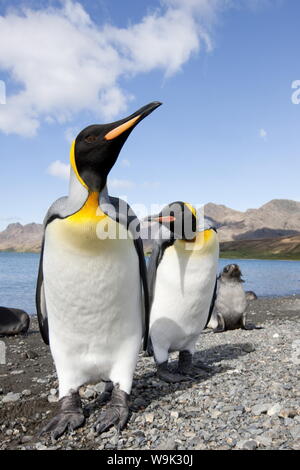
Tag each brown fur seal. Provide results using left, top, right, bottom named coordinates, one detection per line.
left=0, top=307, right=30, bottom=336
left=246, top=291, right=257, bottom=301
left=207, top=264, right=261, bottom=332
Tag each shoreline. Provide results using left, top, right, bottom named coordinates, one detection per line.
left=1, top=251, right=300, bottom=261
left=220, top=254, right=300, bottom=261
left=0, top=294, right=299, bottom=450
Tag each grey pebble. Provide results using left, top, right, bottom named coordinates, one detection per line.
left=1, top=392, right=22, bottom=403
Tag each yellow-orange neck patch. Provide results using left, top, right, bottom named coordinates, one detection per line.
left=67, top=192, right=107, bottom=224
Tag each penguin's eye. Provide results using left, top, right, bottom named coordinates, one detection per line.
left=84, top=135, right=98, bottom=144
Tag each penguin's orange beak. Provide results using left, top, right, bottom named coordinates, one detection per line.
left=104, top=101, right=162, bottom=141
left=104, top=115, right=141, bottom=140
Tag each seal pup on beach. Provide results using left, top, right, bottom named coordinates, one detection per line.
left=246, top=291, right=258, bottom=301
left=0, top=307, right=30, bottom=336
left=146, top=202, right=219, bottom=382
left=207, top=264, right=260, bottom=332
left=36, top=102, right=161, bottom=438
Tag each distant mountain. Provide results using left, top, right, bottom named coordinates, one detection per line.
left=0, top=199, right=299, bottom=255
left=204, top=199, right=300, bottom=242
left=0, top=223, right=43, bottom=253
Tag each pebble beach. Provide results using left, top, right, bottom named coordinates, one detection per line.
left=0, top=295, right=299, bottom=451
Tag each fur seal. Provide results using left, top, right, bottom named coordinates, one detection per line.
left=246, top=291, right=258, bottom=301
left=207, top=264, right=260, bottom=332
left=0, top=307, right=30, bottom=336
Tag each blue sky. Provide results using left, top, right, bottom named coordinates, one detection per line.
left=0, top=0, right=299, bottom=229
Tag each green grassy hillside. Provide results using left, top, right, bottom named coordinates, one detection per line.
left=220, top=235, right=300, bottom=260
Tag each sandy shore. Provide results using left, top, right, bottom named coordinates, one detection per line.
left=0, top=295, right=299, bottom=450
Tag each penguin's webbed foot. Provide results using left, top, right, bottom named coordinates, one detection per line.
left=39, top=392, right=85, bottom=440
left=157, top=361, right=190, bottom=383
left=177, top=350, right=193, bottom=375
left=177, top=351, right=210, bottom=377
left=94, top=387, right=129, bottom=434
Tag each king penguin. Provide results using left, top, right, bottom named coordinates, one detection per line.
left=146, top=202, right=219, bottom=382
left=36, top=102, right=161, bottom=438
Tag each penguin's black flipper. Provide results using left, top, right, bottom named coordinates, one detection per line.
left=133, top=236, right=150, bottom=351
left=147, top=242, right=161, bottom=311
left=36, top=239, right=49, bottom=345
left=147, top=239, right=174, bottom=310
left=205, top=276, right=219, bottom=329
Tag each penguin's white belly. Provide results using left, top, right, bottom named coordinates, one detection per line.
left=43, top=219, right=142, bottom=396
left=150, top=245, right=218, bottom=354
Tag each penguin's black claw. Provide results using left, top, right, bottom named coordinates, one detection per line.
left=94, top=387, right=129, bottom=435
left=40, top=411, right=85, bottom=440
left=157, top=361, right=190, bottom=383
left=39, top=392, right=85, bottom=439
left=94, top=405, right=128, bottom=434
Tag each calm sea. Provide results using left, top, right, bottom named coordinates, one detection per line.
left=0, top=253, right=300, bottom=315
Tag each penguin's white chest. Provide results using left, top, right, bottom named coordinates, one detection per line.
left=150, top=236, right=218, bottom=352
left=43, top=218, right=142, bottom=395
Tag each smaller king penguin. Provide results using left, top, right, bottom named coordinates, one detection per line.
left=36, top=102, right=161, bottom=438
left=146, top=202, right=219, bottom=382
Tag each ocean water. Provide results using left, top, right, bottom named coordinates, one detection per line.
left=0, top=253, right=300, bottom=315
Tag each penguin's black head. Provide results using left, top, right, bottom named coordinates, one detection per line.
left=71, top=102, right=162, bottom=192
left=147, top=201, right=197, bottom=241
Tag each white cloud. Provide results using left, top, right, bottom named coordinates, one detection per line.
left=47, top=160, right=70, bottom=179
left=0, top=0, right=228, bottom=137
left=259, top=128, right=267, bottom=139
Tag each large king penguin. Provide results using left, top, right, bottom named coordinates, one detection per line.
left=36, top=102, right=161, bottom=438
left=146, top=202, right=219, bottom=382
